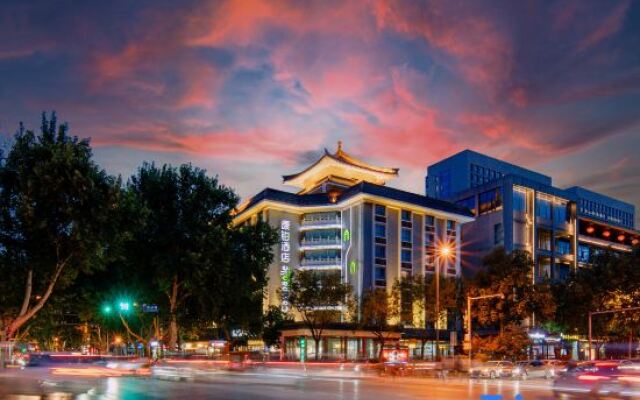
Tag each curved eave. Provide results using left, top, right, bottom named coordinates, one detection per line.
left=283, top=152, right=398, bottom=189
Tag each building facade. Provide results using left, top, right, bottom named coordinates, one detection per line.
left=426, top=150, right=639, bottom=280
left=234, top=143, right=474, bottom=316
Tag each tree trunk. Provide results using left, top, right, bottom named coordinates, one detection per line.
left=167, top=275, right=179, bottom=349
left=377, top=337, right=385, bottom=361
left=314, top=337, right=320, bottom=361
left=19, top=268, right=33, bottom=317
left=6, top=260, right=67, bottom=339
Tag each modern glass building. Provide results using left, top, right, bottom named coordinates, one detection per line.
left=426, top=150, right=639, bottom=280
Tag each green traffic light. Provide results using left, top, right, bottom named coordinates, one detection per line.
left=119, top=301, right=130, bottom=312
left=103, top=305, right=112, bottom=314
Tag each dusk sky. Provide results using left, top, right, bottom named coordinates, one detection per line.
left=1, top=0, right=639, bottom=224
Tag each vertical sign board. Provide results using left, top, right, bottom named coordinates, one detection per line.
left=280, top=220, right=291, bottom=312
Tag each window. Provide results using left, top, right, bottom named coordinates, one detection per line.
left=556, top=239, right=571, bottom=255
left=401, top=228, right=412, bottom=245
left=536, top=195, right=552, bottom=220
left=375, top=204, right=386, bottom=223
left=494, top=223, right=504, bottom=246
left=578, top=245, right=590, bottom=263
left=375, top=246, right=386, bottom=266
left=513, top=188, right=526, bottom=212
left=425, top=215, right=435, bottom=227
left=401, top=210, right=411, bottom=222
left=375, top=267, right=386, bottom=286
left=375, top=245, right=386, bottom=259
left=457, top=196, right=477, bottom=215
left=447, top=220, right=456, bottom=231
left=479, top=188, right=502, bottom=214
left=375, top=224, right=386, bottom=238
left=553, top=202, right=568, bottom=224
left=401, top=249, right=412, bottom=263
left=537, top=229, right=552, bottom=251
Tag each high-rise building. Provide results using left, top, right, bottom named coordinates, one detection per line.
left=426, top=149, right=639, bottom=280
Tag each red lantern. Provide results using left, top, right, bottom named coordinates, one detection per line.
left=586, top=226, right=595, bottom=234
left=602, top=230, right=611, bottom=238
left=632, top=239, right=639, bottom=246
left=617, top=234, right=625, bottom=242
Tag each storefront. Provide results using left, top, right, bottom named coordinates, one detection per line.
left=280, top=327, right=401, bottom=361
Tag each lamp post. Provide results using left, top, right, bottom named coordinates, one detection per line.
left=435, top=242, right=453, bottom=361
left=588, top=306, right=640, bottom=360
left=467, top=293, right=504, bottom=365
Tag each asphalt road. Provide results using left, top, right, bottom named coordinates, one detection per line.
left=0, top=366, right=554, bottom=400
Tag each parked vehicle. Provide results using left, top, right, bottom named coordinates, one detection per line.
left=469, top=361, right=514, bottom=379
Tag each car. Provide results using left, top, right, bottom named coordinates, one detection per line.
left=552, top=360, right=640, bottom=399
left=512, top=359, right=555, bottom=380
left=469, top=361, right=515, bottom=379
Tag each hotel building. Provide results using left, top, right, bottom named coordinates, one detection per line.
left=234, top=143, right=474, bottom=314
left=426, top=150, right=639, bottom=280
left=233, top=143, right=473, bottom=360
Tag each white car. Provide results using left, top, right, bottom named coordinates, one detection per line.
left=470, top=361, right=515, bottom=379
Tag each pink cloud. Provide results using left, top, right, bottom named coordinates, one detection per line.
left=576, top=1, right=630, bottom=52
left=92, top=122, right=325, bottom=165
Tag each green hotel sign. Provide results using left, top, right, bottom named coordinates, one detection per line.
left=343, top=228, right=350, bottom=242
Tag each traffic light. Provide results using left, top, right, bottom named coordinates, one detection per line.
left=102, top=305, right=112, bottom=314
left=119, top=301, right=130, bottom=312
left=299, top=337, right=307, bottom=362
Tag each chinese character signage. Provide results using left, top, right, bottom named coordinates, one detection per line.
left=280, top=220, right=291, bottom=312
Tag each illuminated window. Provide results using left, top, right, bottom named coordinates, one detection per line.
left=536, top=195, right=552, bottom=220
left=479, top=188, right=502, bottom=214
left=513, top=188, right=526, bottom=212
left=457, top=196, right=476, bottom=215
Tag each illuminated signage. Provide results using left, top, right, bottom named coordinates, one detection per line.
left=280, top=220, right=291, bottom=312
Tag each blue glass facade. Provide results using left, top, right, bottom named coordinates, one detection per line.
left=426, top=149, right=638, bottom=279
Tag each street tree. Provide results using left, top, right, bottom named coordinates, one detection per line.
left=287, top=270, right=351, bottom=360
left=471, top=248, right=556, bottom=328
left=555, top=249, right=640, bottom=357
left=126, top=162, right=238, bottom=348
left=357, top=287, right=400, bottom=360
left=393, top=274, right=461, bottom=359
left=0, top=113, right=118, bottom=340
left=195, top=220, right=277, bottom=346
left=262, top=306, right=293, bottom=349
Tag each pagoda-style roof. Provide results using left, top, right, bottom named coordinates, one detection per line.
left=283, top=142, right=399, bottom=192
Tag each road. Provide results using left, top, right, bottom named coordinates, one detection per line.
left=0, top=365, right=554, bottom=399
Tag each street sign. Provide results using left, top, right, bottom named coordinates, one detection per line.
left=142, top=304, right=158, bottom=313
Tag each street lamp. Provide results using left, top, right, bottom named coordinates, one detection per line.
left=467, top=293, right=504, bottom=365
left=588, top=306, right=640, bottom=360
left=435, top=242, right=453, bottom=360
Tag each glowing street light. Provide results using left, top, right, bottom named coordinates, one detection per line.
left=119, top=301, right=130, bottom=312
left=433, top=241, right=454, bottom=360
left=102, top=305, right=112, bottom=314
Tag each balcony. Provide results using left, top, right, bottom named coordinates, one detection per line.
left=299, top=237, right=342, bottom=251
left=300, top=214, right=341, bottom=231
left=299, top=256, right=342, bottom=270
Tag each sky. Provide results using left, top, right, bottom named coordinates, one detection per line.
left=1, top=0, right=639, bottom=225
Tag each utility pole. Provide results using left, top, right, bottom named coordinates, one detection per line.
left=588, top=306, right=640, bottom=360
